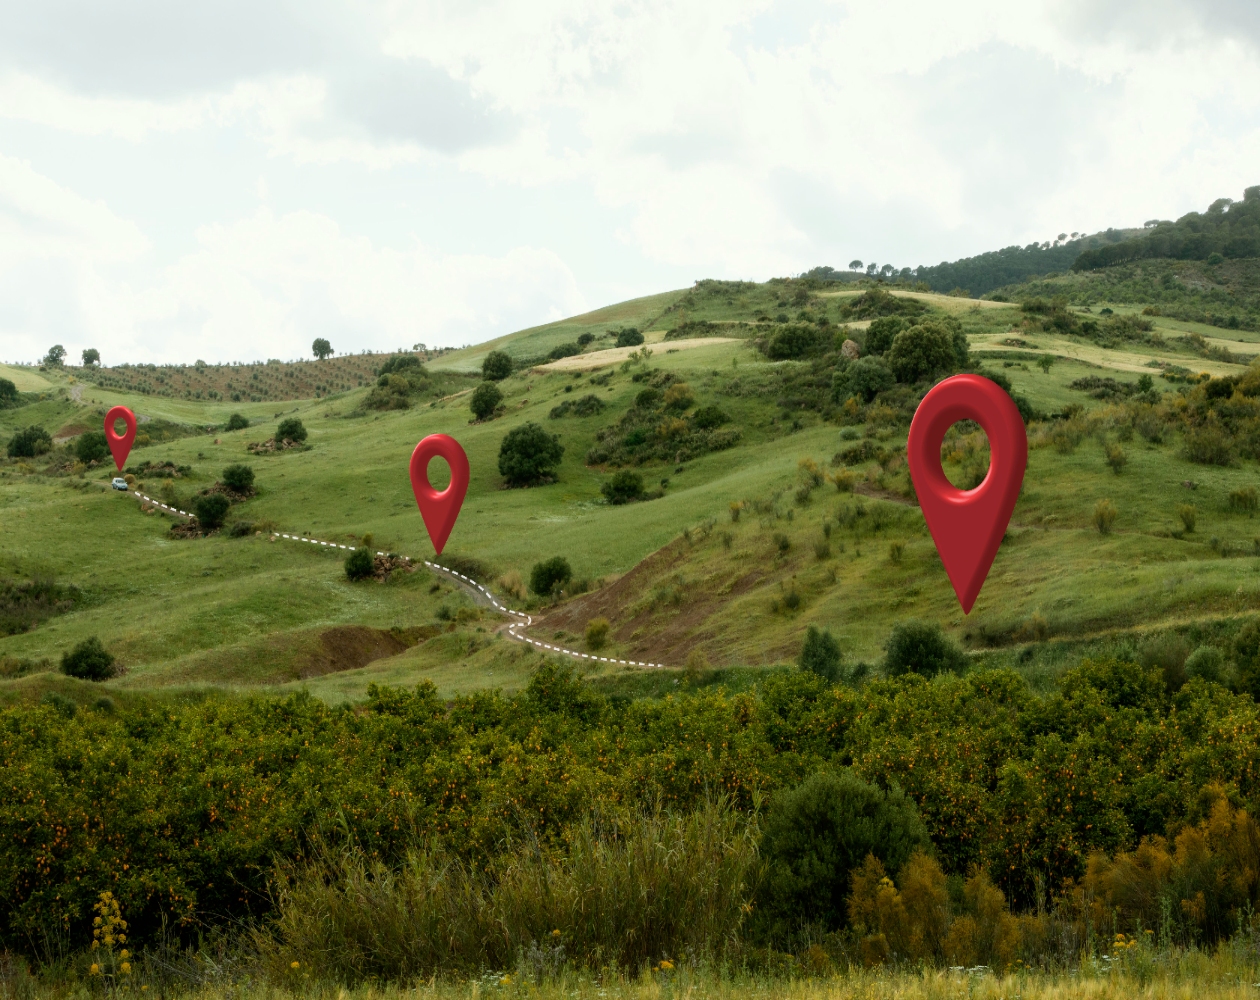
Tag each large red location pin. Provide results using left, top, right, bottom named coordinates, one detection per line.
left=907, top=374, right=1027, bottom=614
left=409, top=434, right=469, bottom=555
left=103, top=405, right=137, bottom=472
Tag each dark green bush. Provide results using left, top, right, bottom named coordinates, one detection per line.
left=74, top=431, right=109, bottom=464
left=577, top=332, right=595, bottom=347
left=757, top=771, right=929, bottom=936
left=863, top=316, right=907, bottom=356
left=834, top=356, right=894, bottom=402
left=277, top=418, right=307, bottom=444
left=60, top=636, right=116, bottom=681
left=192, top=493, right=231, bottom=530
left=886, top=322, right=959, bottom=383
left=225, top=413, right=249, bottom=431
left=529, top=556, right=572, bottom=596
left=0, top=378, right=18, bottom=408
left=602, top=470, right=645, bottom=505
left=470, top=381, right=503, bottom=421
left=6, top=425, right=51, bottom=458
left=550, top=394, right=606, bottom=419
left=614, top=328, right=644, bottom=348
left=798, top=625, right=842, bottom=682
left=884, top=620, right=967, bottom=676
left=221, top=464, right=255, bottom=492
left=498, top=422, right=564, bottom=486
left=345, top=548, right=375, bottom=581
left=547, top=342, right=581, bottom=361
left=378, top=354, right=424, bottom=377
left=692, top=405, right=729, bottom=429
left=482, top=350, right=513, bottom=381
left=40, top=691, right=77, bottom=718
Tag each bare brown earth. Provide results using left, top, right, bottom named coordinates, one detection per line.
left=299, top=625, right=413, bottom=679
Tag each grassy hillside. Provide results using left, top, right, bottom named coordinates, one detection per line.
left=4, top=274, right=1260, bottom=708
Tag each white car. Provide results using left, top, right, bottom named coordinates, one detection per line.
left=111, top=477, right=129, bottom=491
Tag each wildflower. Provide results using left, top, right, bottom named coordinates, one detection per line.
left=500, top=975, right=512, bottom=985
left=120, top=950, right=130, bottom=960
left=121, top=963, right=131, bottom=974
left=290, top=961, right=300, bottom=970
left=659, top=960, right=674, bottom=970
left=91, top=940, right=100, bottom=950
left=89, top=964, right=101, bottom=976
left=552, top=929, right=561, bottom=938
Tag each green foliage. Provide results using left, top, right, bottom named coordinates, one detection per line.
left=81, top=348, right=100, bottom=366
left=470, top=381, right=503, bottom=421
left=344, top=548, right=374, bottom=581
left=833, top=356, right=894, bottom=403
left=225, top=413, right=249, bottom=431
left=585, top=618, right=610, bottom=650
left=60, top=636, right=116, bottom=681
left=192, top=493, right=231, bottom=530
left=838, top=287, right=927, bottom=320
left=7, top=425, right=52, bottom=458
left=757, top=771, right=929, bottom=936
left=614, top=328, right=644, bottom=348
left=884, top=621, right=966, bottom=677
left=886, top=321, right=961, bottom=384
left=864, top=316, right=907, bottom=356
left=0, top=574, right=81, bottom=636
left=602, top=469, right=646, bottom=505
left=692, top=404, right=729, bottom=429
left=312, top=338, right=333, bottom=360
left=498, top=422, right=564, bottom=486
left=221, top=464, right=255, bottom=492
left=377, top=354, right=424, bottom=377
left=277, top=417, right=307, bottom=444
left=1073, top=188, right=1260, bottom=270
left=74, top=430, right=109, bottom=464
left=43, top=344, right=66, bottom=367
left=914, top=240, right=1093, bottom=297
left=798, top=625, right=842, bottom=682
left=529, top=556, right=572, bottom=596
left=759, top=323, right=830, bottom=360
left=549, top=394, right=605, bottom=419
left=547, top=342, right=581, bottom=360
left=481, top=350, right=513, bottom=381
left=0, top=378, right=17, bottom=408
left=1185, top=645, right=1225, bottom=683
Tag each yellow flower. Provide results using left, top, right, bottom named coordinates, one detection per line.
left=120, top=950, right=130, bottom=959
left=91, top=940, right=100, bottom=950
left=552, top=929, right=560, bottom=938
left=93, top=917, right=102, bottom=927
left=659, top=960, right=674, bottom=970
left=290, top=961, right=300, bottom=970
left=500, top=975, right=512, bottom=985
left=121, top=962, right=131, bottom=974
left=90, top=964, right=101, bottom=976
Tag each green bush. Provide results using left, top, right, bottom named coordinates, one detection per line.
left=192, top=493, right=231, bottom=530
left=1228, top=486, right=1258, bottom=514
left=585, top=618, right=610, bottom=650
left=344, top=548, right=374, bottom=581
left=798, top=625, right=842, bottom=682
left=74, top=430, right=109, bottom=464
left=0, top=378, right=18, bottom=408
left=834, top=355, right=894, bottom=402
left=225, top=413, right=249, bottom=431
left=863, top=316, right=906, bottom=356
left=692, top=404, right=729, bottom=429
left=6, top=425, right=51, bottom=458
left=469, top=381, right=503, bottom=421
left=1183, top=426, right=1234, bottom=466
left=481, top=350, right=513, bottom=381
left=378, top=354, right=424, bottom=377
left=886, top=321, right=959, bottom=383
left=277, top=417, right=307, bottom=444
left=60, top=636, right=116, bottom=681
left=221, top=464, right=255, bottom=492
left=549, top=394, right=606, bottom=419
left=884, top=621, right=966, bottom=677
left=40, top=691, right=77, bottom=718
left=498, top=422, right=564, bottom=486
left=757, top=771, right=929, bottom=936
left=547, top=342, right=581, bottom=361
left=614, top=328, right=644, bottom=348
left=529, top=556, right=572, bottom=596
left=602, top=470, right=645, bottom=505
left=1185, top=645, right=1225, bottom=683
left=1139, top=632, right=1190, bottom=691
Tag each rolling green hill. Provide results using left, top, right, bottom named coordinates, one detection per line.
left=4, top=270, right=1260, bottom=709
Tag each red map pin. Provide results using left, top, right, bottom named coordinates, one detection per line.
left=907, top=374, right=1027, bottom=614
left=103, top=405, right=137, bottom=472
left=409, top=434, right=469, bottom=555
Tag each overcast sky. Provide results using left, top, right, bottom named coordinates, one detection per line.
left=1, top=0, right=1258, bottom=365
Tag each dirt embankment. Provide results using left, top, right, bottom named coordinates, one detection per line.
left=299, top=625, right=437, bottom=679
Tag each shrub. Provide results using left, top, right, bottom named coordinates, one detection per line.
left=886, top=322, right=958, bottom=384
left=378, top=354, right=424, bottom=377
left=1094, top=498, right=1117, bottom=534
left=0, top=377, right=18, bottom=407
left=661, top=383, right=695, bottom=411
left=470, top=381, right=503, bottom=421
left=1185, top=645, right=1225, bottom=683
left=1183, top=426, right=1234, bottom=465
left=277, top=417, right=307, bottom=444
left=530, top=556, right=572, bottom=596
left=1104, top=442, right=1127, bottom=474
left=74, top=430, right=109, bottom=464
left=61, top=636, right=116, bottom=681
left=498, top=422, right=564, bottom=486
left=7, top=425, right=52, bottom=458
left=1229, top=486, right=1258, bottom=515
left=225, top=413, right=249, bottom=431
left=550, top=394, right=606, bottom=418
left=345, top=548, right=374, bottom=581
left=481, top=350, right=513, bottom=381
left=614, top=328, right=644, bottom=348
left=192, top=493, right=231, bottom=530
left=221, top=464, right=255, bottom=492
left=834, top=356, right=894, bottom=402
left=884, top=621, right=966, bottom=677
left=692, top=405, right=729, bottom=429
left=602, top=470, right=645, bottom=505
left=1139, top=632, right=1191, bottom=691
left=577, top=332, right=595, bottom=347
left=585, top=618, right=610, bottom=650
left=864, top=316, right=906, bottom=356
left=547, top=342, right=581, bottom=361
left=41, top=691, right=77, bottom=718
left=798, top=625, right=842, bottom=682
left=757, top=771, right=930, bottom=936
left=1177, top=503, right=1197, bottom=533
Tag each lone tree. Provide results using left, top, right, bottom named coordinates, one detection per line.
left=81, top=348, right=100, bottom=366
left=614, top=327, right=644, bottom=348
left=602, top=469, right=645, bottom=505
left=529, top=556, right=572, bottom=596
left=193, top=493, right=231, bottom=530
left=225, top=413, right=249, bottom=431
left=498, top=422, right=564, bottom=486
left=312, top=338, right=333, bottom=360
left=0, top=378, right=17, bottom=407
left=470, top=381, right=503, bottom=421
left=277, top=417, right=307, bottom=444
left=74, top=431, right=110, bottom=464
left=344, top=547, right=374, bottom=581
left=43, top=344, right=66, bottom=367
left=798, top=625, right=842, bottom=682
left=61, top=637, right=117, bottom=681
left=849, top=260, right=863, bottom=271
left=884, top=621, right=966, bottom=677
left=221, top=464, right=255, bottom=492
left=482, top=350, right=513, bottom=381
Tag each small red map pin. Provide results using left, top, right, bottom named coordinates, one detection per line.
left=907, top=374, right=1028, bottom=614
left=409, top=434, right=470, bottom=555
left=103, top=405, right=137, bottom=472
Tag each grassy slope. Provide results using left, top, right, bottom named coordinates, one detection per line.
left=4, top=277, right=1260, bottom=706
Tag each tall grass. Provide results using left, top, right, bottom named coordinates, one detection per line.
left=263, top=802, right=758, bottom=983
